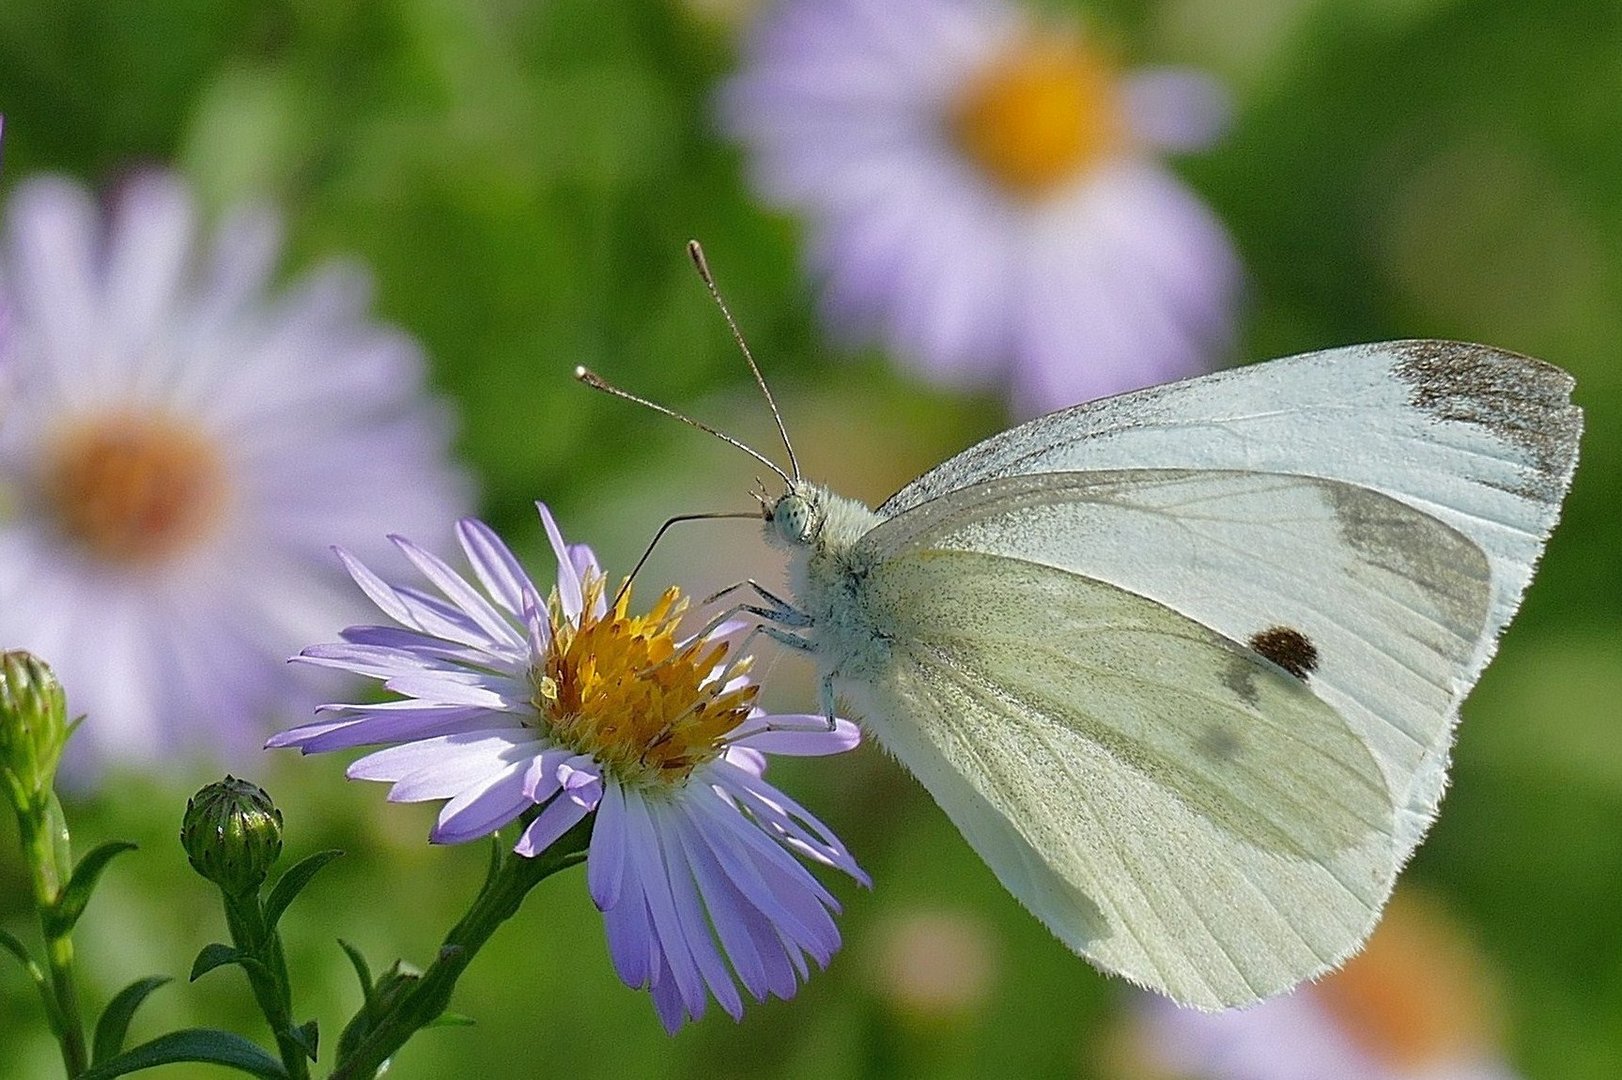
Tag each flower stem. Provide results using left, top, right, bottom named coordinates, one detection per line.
left=328, top=819, right=592, bottom=1080
left=221, top=891, right=310, bottom=1080
left=19, top=793, right=88, bottom=1078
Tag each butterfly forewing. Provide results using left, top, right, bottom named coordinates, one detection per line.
left=868, top=340, right=1578, bottom=862
left=845, top=548, right=1397, bottom=1007
left=877, top=340, right=1581, bottom=672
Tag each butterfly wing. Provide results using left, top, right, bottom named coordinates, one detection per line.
left=867, top=467, right=1497, bottom=853
left=843, top=542, right=1398, bottom=1008
left=879, top=340, right=1579, bottom=667
left=873, top=340, right=1580, bottom=846
left=841, top=467, right=1506, bottom=1005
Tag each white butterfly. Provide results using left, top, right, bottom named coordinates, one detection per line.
left=581, top=253, right=1581, bottom=1010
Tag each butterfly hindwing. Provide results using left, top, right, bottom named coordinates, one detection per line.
left=843, top=545, right=1396, bottom=1008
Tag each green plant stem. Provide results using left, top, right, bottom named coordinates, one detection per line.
left=222, top=891, right=310, bottom=1080
left=328, top=819, right=592, bottom=1080
left=19, top=794, right=87, bottom=1078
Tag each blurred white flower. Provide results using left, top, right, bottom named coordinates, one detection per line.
left=0, top=171, right=471, bottom=772
left=1114, top=892, right=1517, bottom=1080
left=724, top=0, right=1241, bottom=415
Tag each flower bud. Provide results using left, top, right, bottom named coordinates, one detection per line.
left=0, top=650, right=69, bottom=810
left=181, top=776, right=284, bottom=896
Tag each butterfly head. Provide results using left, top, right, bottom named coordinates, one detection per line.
left=765, top=486, right=824, bottom=548
left=764, top=483, right=882, bottom=557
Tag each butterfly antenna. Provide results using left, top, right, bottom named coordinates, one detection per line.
left=612, top=510, right=763, bottom=609
left=687, top=240, right=802, bottom=482
left=574, top=365, right=793, bottom=487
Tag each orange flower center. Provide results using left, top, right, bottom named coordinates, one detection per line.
left=43, top=413, right=227, bottom=565
left=1313, top=891, right=1501, bottom=1068
left=950, top=37, right=1125, bottom=198
left=532, top=576, right=758, bottom=786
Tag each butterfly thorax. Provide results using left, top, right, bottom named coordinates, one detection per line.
left=765, top=483, right=892, bottom=680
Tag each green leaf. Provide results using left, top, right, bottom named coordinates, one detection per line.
left=334, top=1010, right=371, bottom=1066
left=424, top=1012, right=476, bottom=1029
left=188, top=943, right=270, bottom=984
left=92, top=976, right=172, bottom=1065
left=190, top=943, right=240, bottom=982
left=288, top=1019, right=318, bottom=1062
left=78, top=1029, right=289, bottom=1079
left=0, top=926, right=60, bottom=1030
left=44, top=791, right=73, bottom=883
left=336, top=939, right=375, bottom=1009
left=262, top=849, right=343, bottom=930
left=49, top=840, right=138, bottom=934
left=0, top=926, right=41, bottom=974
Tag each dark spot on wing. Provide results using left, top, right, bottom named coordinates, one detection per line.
left=1325, top=484, right=1492, bottom=632
left=1223, top=659, right=1260, bottom=706
left=1391, top=341, right=1581, bottom=499
left=1197, top=724, right=1243, bottom=763
left=1248, top=626, right=1319, bottom=680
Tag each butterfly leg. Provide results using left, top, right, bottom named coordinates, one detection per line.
left=713, top=625, right=842, bottom=733
left=708, top=622, right=808, bottom=687
left=678, top=600, right=811, bottom=653
left=758, top=625, right=815, bottom=651
left=702, top=578, right=797, bottom=612
left=703, top=580, right=752, bottom=606
left=819, top=673, right=838, bottom=732
left=757, top=624, right=839, bottom=732
left=746, top=579, right=799, bottom=613
left=702, top=580, right=811, bottom=631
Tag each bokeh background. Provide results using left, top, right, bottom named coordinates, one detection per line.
left=1, top=0, right=1618, bottom=1077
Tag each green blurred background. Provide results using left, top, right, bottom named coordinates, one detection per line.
left=1, top=0, right=1618, bottom=1076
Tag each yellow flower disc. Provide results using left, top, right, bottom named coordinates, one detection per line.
left=951, top=38, right=1125, bottom=198
left=535, top=576, right=759, bottom=787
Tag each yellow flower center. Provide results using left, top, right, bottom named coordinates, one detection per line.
left=43, top=412, right=228, bottom=565
left=950, top=37, right=1125, bottom=198
left=532, top=575, right=758, bottom=787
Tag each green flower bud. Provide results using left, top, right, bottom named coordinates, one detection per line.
left=181, top=776, right=284, bottom=896
left=0, top=650, right=69, bottom=810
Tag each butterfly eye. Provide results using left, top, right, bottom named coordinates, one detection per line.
left=771, top=493, right=820, bottom=545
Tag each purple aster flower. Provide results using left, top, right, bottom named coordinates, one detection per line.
left=270, top=503, right=867, bottom=1032
left=0, top=171, right=470, bottom=771
left=724, top=0, right=1242, bottom=415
